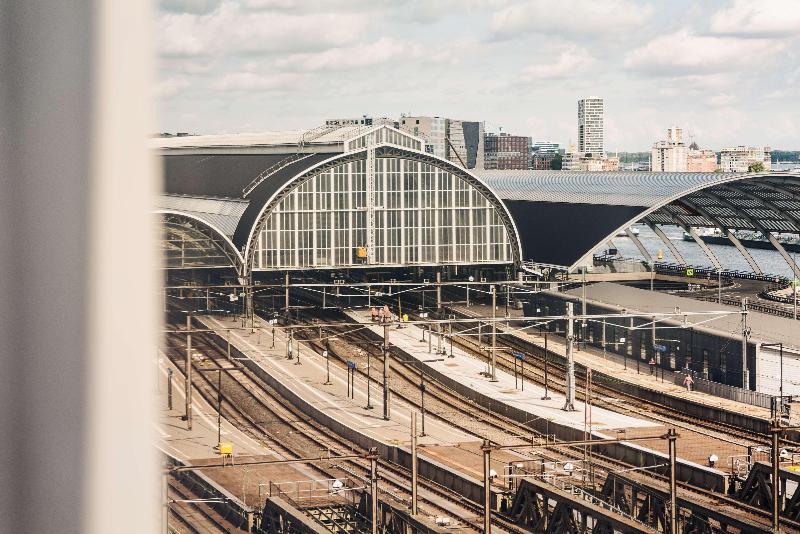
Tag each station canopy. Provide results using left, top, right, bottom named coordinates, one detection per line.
left=476, top=170, right=800, bottom=274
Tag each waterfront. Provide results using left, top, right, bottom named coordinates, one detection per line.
left=612, top=224, right=800, bottom=279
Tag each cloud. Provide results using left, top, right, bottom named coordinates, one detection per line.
left=624, top=29, right=784, bottom=75
left=521, top=46, right=596, bottom=80
left=275, top=38, right=419, bottom=72
left=708, top=93, right=737, bottom=107
left=710, top=0, right=800, bottom=37
left=211, top=71, right=303, bottom=92
left=160, top=0, right=221, bottom=14
left=154, top=76, right=191, bottom=99
left=157, top=3, right=368, bottom=57
left=491, top=0, right=652, bottom=38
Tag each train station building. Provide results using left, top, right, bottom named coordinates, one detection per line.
left=157, top=124, right=520, bottom=278
left=155, top=124, right=800, bottom=396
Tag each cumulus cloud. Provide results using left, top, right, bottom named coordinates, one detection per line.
left=521, top=46, right=596, bottom=80
left=155, top=1, right=800, bottom=149
left=710, top=0, right=800, bottom=37
left=491, top=0, right=652, bottom=38
left=160, top=0, right=221, bottom=14
left=624, top=29, right=784, bottom=75
left=154, top=76, right=191, bottom=99
left=275, top=38, right=420, bottom=72
left=157, top=3, right=368, bottom=57
left=211, top=71, right=303, bottom=92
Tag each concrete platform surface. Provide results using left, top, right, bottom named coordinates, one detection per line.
left=451, top=303, right=771, bottom=419
left=156, top=354, right=273, bottom=461
left=199, top=314, right=479, bottom=448
left=345, top=310, right=660, bottom=433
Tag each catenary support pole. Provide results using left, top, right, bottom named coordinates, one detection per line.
left=491, top=285, right=497, bottom=381
left=167, top=369, right=173, bottom=411
left=216, top=370, right=222, bottom=446
left=436, top=271, right=442, bottom=309
left=563, top=302, right=576, bottom=411
left=185, top=314, right=193, bottom=430
left=163, top=470, right=169, bottom=534
left=482, top=439, right=492, bottom=534
left=668, top=428, right=678, bottom=534
left=284, top=272, right=289, bottom=312
left=370, top=449, right=379, bottom=534
left=383, top=323, right=390, bottom=420
left=541, top=331, right=550, bottom=400
left=366, top=350, right=373, bottom=409
left=772, top=418, right=781, bottom=534
left=742, top=298, right=749, bottom=389
left=411, top=412, right=418, bottom=516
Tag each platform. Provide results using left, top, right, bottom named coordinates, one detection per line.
left=449, top=302, right=771, bottom=420
left=344, top=310, right=660, bottom=434
left=156, top=355, right=323, bottom=508
left=198, top=314, right=479, bottom=448
left=157, top=354, right=274, bottom=461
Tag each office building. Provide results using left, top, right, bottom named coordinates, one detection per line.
left=687, top=148, right=717, bottom=172
left=720, top=146, right=772, bottom=173
left=532, top=152, right=558, bottom=170
left=398, top=115, right=484, bottom=169
left=484, top=133, right=531, bottom=170
left=532, top=141, right=560, bottom=154
left=651, top=127, right=688, bottom=172
left=578, top=97, right=604, bottom=155
left=325, top=116, right=397, bottom=127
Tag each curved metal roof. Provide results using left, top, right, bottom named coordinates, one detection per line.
left=477, top=170, right=740, bottom=207
left=156, top=194, right=248, bottom=238
left=475, top=170, right=800, bottom=272
left=158, top=126, right=522, bottom=271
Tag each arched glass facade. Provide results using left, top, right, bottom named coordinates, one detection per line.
left=253, top=155, right=514, bottom=270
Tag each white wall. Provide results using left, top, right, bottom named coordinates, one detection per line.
left=0, top=2, right=158, bottom=533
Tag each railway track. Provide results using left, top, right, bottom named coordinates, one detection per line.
left=171, top=286, right=793, bottom=532
left=163, top=322, right=527, bottom=534
left=284, top=305, right=789, bottom=533
left=167, top=474, right=241, bottom=533
left=444, top=305, right=779, bottom=449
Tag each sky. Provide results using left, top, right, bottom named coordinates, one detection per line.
left=156, top=0, right=800, bottom=151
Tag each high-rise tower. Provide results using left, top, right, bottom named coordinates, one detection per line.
left=577, top=97, right=604, bottom=155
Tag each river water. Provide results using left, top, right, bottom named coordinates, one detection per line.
left=609, top=224, right=798, bottom=279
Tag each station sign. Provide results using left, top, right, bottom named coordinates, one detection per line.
left=653, top=344, right=668, bottom=353
left=346, top=360, right=357, bottom=369
left=511, top=350, right=525, bottom=360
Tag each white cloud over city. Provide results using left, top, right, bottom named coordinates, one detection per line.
left=155, top=0, right=800, bottom=149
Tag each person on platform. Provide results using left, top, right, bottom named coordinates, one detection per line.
left=649, top=357, right=656, bottom=375
left=684, top=373, right=694, bottom=392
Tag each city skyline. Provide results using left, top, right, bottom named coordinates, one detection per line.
left=157, top=0, right=800, bottom=150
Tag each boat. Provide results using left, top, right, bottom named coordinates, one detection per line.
left=683, top=228, right=800, bottom=253
left=615, top=226, right=640, bottom=237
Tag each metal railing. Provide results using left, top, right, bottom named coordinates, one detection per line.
left=546, top=476, right=659, bottom=533
left=674, top=371, right=772, bottom=409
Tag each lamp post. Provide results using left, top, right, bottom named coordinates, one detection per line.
left=542, top=329, right=551, bottom=400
